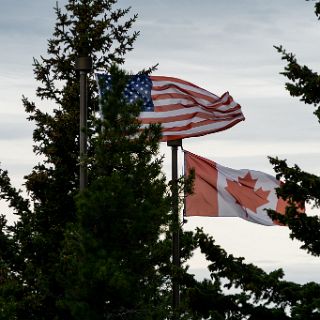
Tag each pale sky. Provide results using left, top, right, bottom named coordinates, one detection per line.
left=0, top=0, right=320, bottom=284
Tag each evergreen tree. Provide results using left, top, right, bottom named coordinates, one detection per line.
left=176, top=225, right=320, bottom=319
left=182, top=1, right=320, bottom=318
left=181, top=3, right=320, bottom=317
left=0, top=1, right=139, bottom=318
left=59, top=66, right=172, bottom=319
left=2, top=0, right=320, bottom=319
left=0, top=213, right=20, bottom=319
left=267, top=0, right=320, bottom=257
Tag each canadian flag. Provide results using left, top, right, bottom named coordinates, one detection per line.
left=184, top=151, right=288, bottom=226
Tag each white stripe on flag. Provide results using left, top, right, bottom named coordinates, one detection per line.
left=141, top=118, right=243, bottom=138
left=151, top=79, right=220, bottom=99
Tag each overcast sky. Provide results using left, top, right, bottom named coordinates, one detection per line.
left=0, top=0, right=319, bottom=284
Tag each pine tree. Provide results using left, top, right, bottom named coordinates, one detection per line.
left=0, top=1, right=139, bottom=318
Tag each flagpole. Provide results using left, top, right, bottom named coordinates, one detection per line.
left=75, top=40, right=92, bottom=191
left=167, top=138, right=182, bottom=318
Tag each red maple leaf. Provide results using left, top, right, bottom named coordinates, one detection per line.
left=225, top=172, right=270, bottom=213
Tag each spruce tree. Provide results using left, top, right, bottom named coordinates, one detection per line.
left=181, top=227, right=320, bottom=319
left=181, top=3, right=320, bottom=317
left=59, top=66, right=172, bottom=319
left=2, top=0, right=320, bottom=319
left=267, top=0, right=320, bottom=257
left=182, top=1, right=320, bottom=318
left=0, top=1, right=139, bottom=318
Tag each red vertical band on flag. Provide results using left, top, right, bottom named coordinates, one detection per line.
left=185, top=151, right=218, bottom=216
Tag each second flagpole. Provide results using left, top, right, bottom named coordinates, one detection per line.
left=76, top=37, right=92, bottom=191
left=167, top=139, right=182, bottom=319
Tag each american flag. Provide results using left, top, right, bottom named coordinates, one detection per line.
left=95, top=73, right=245, bottom=141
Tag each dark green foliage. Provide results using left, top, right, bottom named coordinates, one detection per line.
left=269, top=1, right=320, bottom=257
left=274, top=45, right=320, bottom=121
left=183, top=228, right=320, bottom=319
left=183, top=2, right=320, bottom=316
left=187, top=280, right=239, bottom=320
left=58, top=66, right=172, bottom=319
left=0, top=213, right=20, bottom=319
left=274, top=3, right=320, bottom=121
left=267, top=157, right=320, bottom=256
left=1, top=0, right=320, bottom=319
left=0, top=1, right=140, bottom=319
left=307, top=0, right=320, bottom=18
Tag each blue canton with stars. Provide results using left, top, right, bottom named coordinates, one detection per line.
left=96, top=73, right=154, bottom=112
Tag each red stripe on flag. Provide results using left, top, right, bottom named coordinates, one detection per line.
left=140, top=110, right=243, bottom=125
left=161, top=117, right=244, bottom=132
left=151, top=76, right=214, bottom=93
left=159, top=118, right=244, bottom=141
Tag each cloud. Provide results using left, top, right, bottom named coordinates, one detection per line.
left=0, top=0, right=319, bottom=283
left=128, top=0, right=320, bottom=91
left=190, top=263, right=320, bottom=284
left=0, top=119, right=33, bottom=140
left=0, top=0, right=55, bottom=38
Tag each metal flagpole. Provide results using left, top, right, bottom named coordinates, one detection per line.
left=167, top=138, right=182, bottom=319
left=75, top=41, right=92, bottom=191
